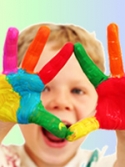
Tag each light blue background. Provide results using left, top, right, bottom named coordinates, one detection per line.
left=1, top=0, right=125, bottom=156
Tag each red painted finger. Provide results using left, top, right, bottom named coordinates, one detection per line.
left=38, top=42, right=73, bottom=84
left=21, top=26, right=50, bottom=73
left=3, top=27, right=19, bottom=74
left=107, top=23, right=124, bottom=77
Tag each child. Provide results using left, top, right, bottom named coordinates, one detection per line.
left=0, top=23, right=116, bottom=167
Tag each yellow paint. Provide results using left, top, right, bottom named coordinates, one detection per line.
left=0, top=75, right=20, bottom=122
left=66, top=117, right=99, bottom=141
left=59, top=122, right=66, bottom=130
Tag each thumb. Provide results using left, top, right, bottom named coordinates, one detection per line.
left=66, top=117, right=99, bottom=141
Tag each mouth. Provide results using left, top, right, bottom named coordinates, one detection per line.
left=41, top=122, right=71, bottom=148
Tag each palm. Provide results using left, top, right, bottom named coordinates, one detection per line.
left=73, top=23, right=125, bottom=130
left=96, top=77, right=125, bottom=129
left=0, top=26, right=73, bottom=138
left=6, top=69, right=44, bottom=123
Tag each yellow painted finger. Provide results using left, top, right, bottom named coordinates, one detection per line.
left=66, top=117, right=99, bottom=141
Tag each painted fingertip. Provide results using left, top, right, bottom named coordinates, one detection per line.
left=108, top=23, right=118, bottom=31
left=4, top=27, right=19, bottom=49
left=3, top=27, right=19, bottom=74
left=8, top=27, right=19, bottom=39
left=38, top=42, right=73, bottom=84
left=31, top=26, right=50, bottom=46
left=66, top=117, right=100, bottom=141
left=4, top=28, right=19, bottom=47
left=107, top=23, right=118, bottom=41
left=38, top=26, right=50, bottom=39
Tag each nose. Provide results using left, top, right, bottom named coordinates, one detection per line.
left=45, top=90, right=73, bottom=112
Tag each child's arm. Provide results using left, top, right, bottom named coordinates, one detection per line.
left=0, top=26, right=73, bottom=141
left=66, top=23, right=125, bottom=166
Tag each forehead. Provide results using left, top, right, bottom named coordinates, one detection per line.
left=35, top=42, right=81, bottom=70
left=34, top=42, right=60, bottom=71
left=34, top=42, right=90, bottom=83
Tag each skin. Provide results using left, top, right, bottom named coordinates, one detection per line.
left=114, top=131, right=125, bottom=167
left=20, top=42, right=98, bottom=167
left=1, top=27, right=72, bottom=139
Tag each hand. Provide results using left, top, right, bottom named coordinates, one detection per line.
left=0, top=26, right=73, bottom=139
left=66, top=23, right=125, bottom=141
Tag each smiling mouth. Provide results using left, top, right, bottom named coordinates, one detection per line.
left=41, top=123, right=71, bottom=145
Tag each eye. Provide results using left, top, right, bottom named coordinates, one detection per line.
left=71, top=88, right=84, bottom=95
left=42, top=86, right=50, bottom=92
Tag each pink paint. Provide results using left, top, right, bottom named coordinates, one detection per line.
left=3, top=27, right=19, bottom=74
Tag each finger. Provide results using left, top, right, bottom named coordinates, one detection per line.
left=21, top=26, right=50, bottom=73
left=28, top=102, right=71, bottom=138
left=74, top=43, right=108, bottom=87
left=3, top=27, right=19, bottom=74
left=38, top=42, right=73, bottom=84
left=66, top=117, right=99, bottom=141
left=107, top=23, right=124, bottom=77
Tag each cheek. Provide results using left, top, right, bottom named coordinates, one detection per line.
left=41, top=93, right=52, bottom=113
left=86, top=88, right=98, bottom=109
left=76, top=92, right=97, bottom=119
left=90, top=90, right=98, bottom=109
left=41, top=93, right=47, bottom=107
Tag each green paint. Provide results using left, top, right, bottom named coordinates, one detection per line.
left=74, top=43, right=108, bottom=87
left=29, top=102, right=72, bottom=138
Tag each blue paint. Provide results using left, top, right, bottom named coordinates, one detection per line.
left=7, top=69, right=45, bottom=123
left=6, top=69, right=69, bottom=138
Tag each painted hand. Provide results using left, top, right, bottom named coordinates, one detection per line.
left=67, top=23, right=125, bottom=141
left=0, top=26, right=73, bottom=138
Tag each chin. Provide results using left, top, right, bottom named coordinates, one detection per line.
left=38, top=149, right=73, bottom=166
left=22, top=124, right=83, bottom=166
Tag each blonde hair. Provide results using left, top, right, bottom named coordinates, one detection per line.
left=18, top=23, right=105, bottom=72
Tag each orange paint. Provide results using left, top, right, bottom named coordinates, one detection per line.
left=22, top=26, right=50, bottom=73
left=107, top=23, right=124, bottom=77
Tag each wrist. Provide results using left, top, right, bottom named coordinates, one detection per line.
left=0, top=122, right=14, bottom=143
left=114, top=130, right=125, bottom=167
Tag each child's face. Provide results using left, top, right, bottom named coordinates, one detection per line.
left=20, top=42, right=98, bottom=166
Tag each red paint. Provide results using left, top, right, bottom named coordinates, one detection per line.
left=38, top=42, right=73, bottom=84
left=95, top=76, right=125, bottom=129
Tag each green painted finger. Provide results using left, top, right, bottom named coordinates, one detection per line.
left=29, top=102, right=72, bottom=138
left=74, top=43, right=108, bottom=87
